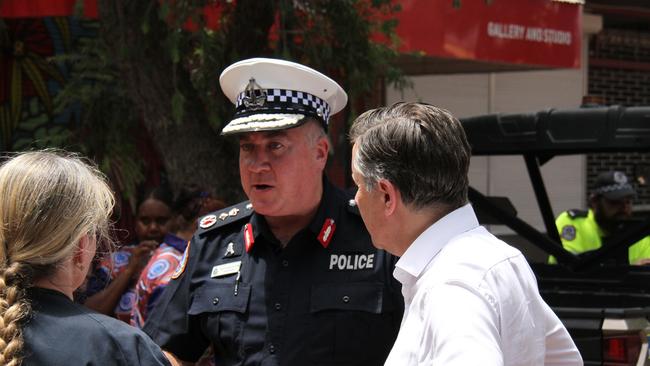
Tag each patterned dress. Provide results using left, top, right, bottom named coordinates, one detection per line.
left=131, top=233, right=188, bottom=328
left=83, top=243, right=140, bottom=322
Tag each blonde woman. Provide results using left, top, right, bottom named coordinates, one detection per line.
left=0, top=151, right=170, bottom=366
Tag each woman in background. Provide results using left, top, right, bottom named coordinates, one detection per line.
left=0, top=150, right=169, bottom=366
left=83, top=185, right=174, bottom=322
left=131, top=185, right=225, bottom=327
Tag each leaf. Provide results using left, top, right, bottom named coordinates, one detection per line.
left=30, top=52, right=66, bottom=84
left=141, top=20, right=150, bottom=35
left=33, top=126, right=48, bottom=146
left=141, top=1, right=154, bottom=34
left=12, top=138, right=36, bottom=150
left=73, top=0, right=85, bottom=18
left=169, top=31, right=181, bottom=64
left=159, top=1, right=171, bottom=20
left=10, top=61, right=22, bottom=128
left=54, top=17, right=72, bottom=51
left=29, top=97, right=42, bottom=114
left=21, top=58, right=54, bottom=113
left=171, top=90, right=185, bottom=124
left=18, top=111, right=48, bottom=130
left=0, top=106, right=11, bottom=148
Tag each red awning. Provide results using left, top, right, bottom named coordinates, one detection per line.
left=396, top=0, right=582, bottom=69
left=0, top=0, right=98, bottom=18
left=0, top=1, right=224, bottom=30
left=2, top=0, right=581, bottom=70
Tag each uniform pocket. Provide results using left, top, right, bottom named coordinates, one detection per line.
left=189, top=281, right=251, bottom=359
left=310, top=282, right=389, bottom=313
left=310, top=282, right=397, bottom=365
left=189, top=282, right=251, bottom=315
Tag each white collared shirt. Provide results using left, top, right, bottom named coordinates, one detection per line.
left=385, top=204, right=582, bottom=366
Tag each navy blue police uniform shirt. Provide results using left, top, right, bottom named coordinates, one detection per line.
left=23, top=287, right=170, bottom=366
left=143, top=178, right=403, bottom=366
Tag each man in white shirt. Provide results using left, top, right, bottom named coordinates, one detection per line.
left=349, top=102, right=582, bottom=366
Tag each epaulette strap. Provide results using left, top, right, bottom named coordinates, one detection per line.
left=567, top=209, right=588, bottom=219
left=197, top=201, right=254, bottom=235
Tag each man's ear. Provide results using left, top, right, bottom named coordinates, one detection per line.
left=315, top=136, right=330, bottom=167
left=377, top=179, right=399, bottom=216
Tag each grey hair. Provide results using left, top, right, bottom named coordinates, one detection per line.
left=350, top=102, right=471, bottom=210
left=302, top=117, right=328, bottom=147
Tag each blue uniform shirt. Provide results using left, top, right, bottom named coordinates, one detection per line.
left=24, top=288, right=170, bottom=366
left=144, top=179, right=403, bottom=365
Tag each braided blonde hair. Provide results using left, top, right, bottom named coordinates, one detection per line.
left=0, top=150, right=114, bottom=365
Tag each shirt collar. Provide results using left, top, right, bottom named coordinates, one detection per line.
left=307, top=176, right=339, bottom=236
left=163, top=233, right=188, bottom=252
left=395, top=203, right=479, bottom=283
left=248, top=176, right=341, bottom=248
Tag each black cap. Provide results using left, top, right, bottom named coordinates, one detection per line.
left=593, top=171, right=635, bottom=200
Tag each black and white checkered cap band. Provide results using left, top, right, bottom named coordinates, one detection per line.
left=594, top=183, right=633, bottom=195
left=234, top=89, right=331, bottom=123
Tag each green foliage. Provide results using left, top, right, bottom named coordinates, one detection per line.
left=0, top=15, right=145, bottom=211
left=171, top=90, right=185, bottom=125
left=52, top=22, right=144, bottom=212
left=160, top=0, right=405, bottom=127
left=280, top=0, right=404, bottom=115
left=38, top=0, right=405, bottom=205
left=12, top=101, right=73, bottom=150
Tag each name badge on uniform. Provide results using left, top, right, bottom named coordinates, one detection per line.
left=211, top=261, right=241, bottom=278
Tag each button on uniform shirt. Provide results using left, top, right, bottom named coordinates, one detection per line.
left=144, top=179, right=403, bottom=366
left=386, top=204, right=582, bottom=366
left=23, top=288, right=170, bottom=366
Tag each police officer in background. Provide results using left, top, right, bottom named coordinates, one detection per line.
left=143, top=58, right=403, bottom=366
left=551, top=170, right=650, bottom=265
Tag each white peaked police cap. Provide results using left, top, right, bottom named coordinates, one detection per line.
left=219, top=57, right=348, bottom=136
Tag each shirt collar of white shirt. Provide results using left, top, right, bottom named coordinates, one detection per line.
left=394, top=203, right=479, bottom=288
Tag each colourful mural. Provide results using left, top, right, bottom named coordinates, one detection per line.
left=0, top=17, right=96, bottom=151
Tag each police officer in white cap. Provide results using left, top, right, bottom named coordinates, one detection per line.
left=143, top=58, right=403, bottom=366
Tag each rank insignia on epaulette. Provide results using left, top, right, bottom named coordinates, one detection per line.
left=199, top=214, right=218, bottom=229
left=244, top=223, right=255, bottom=252
left=317, top=218, right=336, bottom=249
left=198, top=201, right=254, bottom=236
